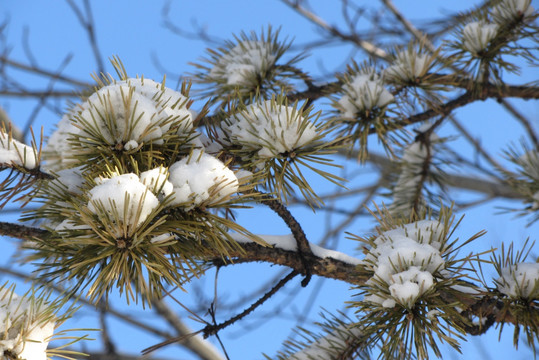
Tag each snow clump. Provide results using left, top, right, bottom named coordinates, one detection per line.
left=496, top=262, right=539, bottom=299
left=44, top=78, right=197, bottom=171
left=384, top=49, right=432, bottom=82
left=514, top=151, right=539, bottom=209
left=223, top=100, right=318, bottom=160
left=168, top=150, right=239, bottom=209
left=491, top=0, right=535, bottom=24
left=363, top=220, right=446, bottom=308
left=289, top=324, right=363, bottom=360
left=210, top=41, right=277, bottom=86
left=461, top=21, right=499, bottom=56
left=517, top=150, right=539, bottom=180
left=88, top=173, right=159, bottom=235
left=52, top=167, right=84, bottom=194
left=140, top=166, right=174, bottom=199
left=337, top=73, right=394, bottom=118
left=389, top=125, right=438, bottom=217
left=0, top=288, right=56, bottom=360
left=0, top=131, right=37, bottom=169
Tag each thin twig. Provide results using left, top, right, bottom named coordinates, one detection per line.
left=65, top=0, right=105, bottom=74
left=202, top=270, right=299, bottom=338
left=280, top=0, right=388, bottom=59
left=0, top=56, right=91, bottom=87
left=22, top=54, right=74, bottom=138
left=98, top=299, right=117, bottom=355
left=0, top=90, right=78, bottom=97
left=144, top=271, right=299, bottom=354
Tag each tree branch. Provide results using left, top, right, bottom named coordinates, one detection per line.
left=0, top=221, right=531, bottom=338
left=0, top=221, right=366, bottom=284
left=259, top=193, right=314, bottom=286
left=0, top=221, right=49, bottom=240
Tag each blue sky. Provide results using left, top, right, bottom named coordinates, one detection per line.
left=1, top=1, right=538, bottom=359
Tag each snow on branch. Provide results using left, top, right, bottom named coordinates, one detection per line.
left=389, top=123, right=444, bottom=218
left=44, top=76, right=198, bottom=172
left=287, top=324, right=364, bottom=360
left=192, top=26, right=301, bottom=102
left=217, top=94, right=344, bottom=206
left=230, top=233, right=362, bottom=266
left=0, top=283, right=89, bottom=360
left=492, top=239, right=539, bottom=349
left=0, top=130, right=38, bottom=170
left=348, top=208, right=488, bottom=359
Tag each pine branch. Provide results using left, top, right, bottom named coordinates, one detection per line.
left=212, top=240, right=366, bottom=284
left=0, top=220, right=533, bottom=338
left=259, top=192, right=314, bottom=286
left=0, top=221, right=49, bottom=240
left=373, top=86, right=539, bottom=134
left=201, top=76, right=538, bottom=128
left=286, top=75, right=539, bottom=103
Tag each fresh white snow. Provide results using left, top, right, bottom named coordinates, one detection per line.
left=384, top=49, right=432, bottom=82
left=43, top=78, right=197, bottom=171
left=363, top=220, right=446, bottom=308
left=168, top=150, right=239, bottom=209
left=76, top=78, right=195, bottom=145
left=0, top=288, right=56, bottom=360
left=491, top=0, right=534, bottom=24
left=140, top=166, right=174, bottom=199
left=338, top=73, right=394, bottom=118
left=223, top=100, right=318, bottom=160
left=230, top=233, right=363, bottom=266
left=210, top=41, right=277, bottom=86
left=88, top=173, right=159, bottom=234
left=462, top=21, right=499, bottom=56
left=0, top=131, right=38, bottom=169
left=496, top=262, right=539, bottom=299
